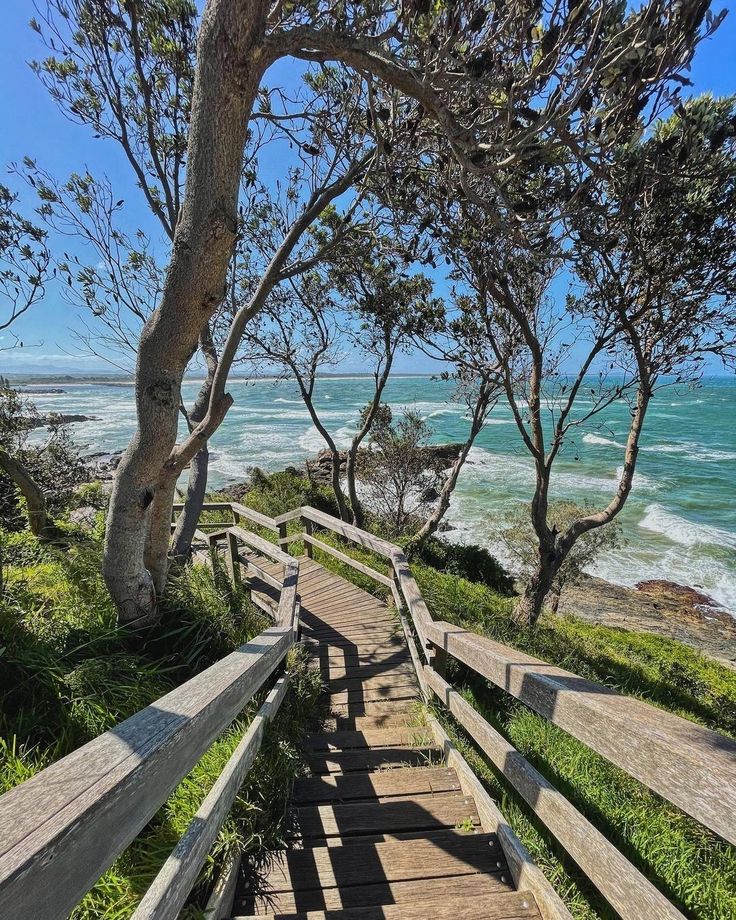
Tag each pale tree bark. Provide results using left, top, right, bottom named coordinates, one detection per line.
left=103, top=0, right=271, bottom=624
left=346, top=335, right=394, bottom=529
left=171, top=329, right=220, bottom=561
left=0, top=447, right=48, bottom=537
left=513, top=381, right=651, bottom=626
left=412, top=380, right=496, bottom=546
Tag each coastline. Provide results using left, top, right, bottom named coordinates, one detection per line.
left=559, top=574, right=736, bottom=669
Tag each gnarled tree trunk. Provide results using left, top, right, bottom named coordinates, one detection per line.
left=412, top=381, right=494, bottom=547
left=172, top=333, right=219, bottom=561
left=103, top=0, right=269, bottom=624
left=0, top=447, right=48, bottom=537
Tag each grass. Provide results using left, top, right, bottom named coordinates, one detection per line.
left=419, top=566, right=736, bottom=920
left=0, top=522, right=323, bottom=918
left=227, top=469, right=736, bottom=920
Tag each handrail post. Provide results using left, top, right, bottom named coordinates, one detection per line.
left=226, top=531, right=240, bottom=587
left=278, top=521, right=288, bottom=554
left=426, top=638, right=447, bottom=679
left=302, top=516, right=313, bottom=558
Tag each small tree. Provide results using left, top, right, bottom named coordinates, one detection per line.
left=455, top=95, right=736, bottom=625
left=505, top=501, right=623, bottom=616
left=0, top=384, right=86, bottom=537
left=0, top=184, right=50, bottom=341
left=358, top=407, right=444, bottom=538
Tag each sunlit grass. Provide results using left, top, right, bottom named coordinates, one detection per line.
left=0, top=525, right=323, bottom=917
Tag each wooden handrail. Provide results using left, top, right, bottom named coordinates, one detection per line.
left=0, top=626, right=293, bottom=919
left=424, top=666, right=686, bottom=919
left=132, top=674, right=290, bottom=920
left=424, top=619, right=736, bottom=848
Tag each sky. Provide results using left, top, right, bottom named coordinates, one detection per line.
left=1, top=5, right=735, bottom=376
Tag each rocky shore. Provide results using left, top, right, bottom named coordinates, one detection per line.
left=560, top=575, right=736, bottom=669
left=305, top=443, right=463, bottom=484
left=79, top=444, right=735, bottom=668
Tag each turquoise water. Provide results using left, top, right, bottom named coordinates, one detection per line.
left=22, top=375, right=736, bottom=613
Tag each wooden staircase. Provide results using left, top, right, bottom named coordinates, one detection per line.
left=233, top=558, right=541, bottom=919
left=6, top=504, right=730, bottom=920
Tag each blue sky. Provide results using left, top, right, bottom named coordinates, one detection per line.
left=1, top=5, right=735, bottom=375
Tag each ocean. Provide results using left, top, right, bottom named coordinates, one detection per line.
left=20, top=374, right=736, bottom=615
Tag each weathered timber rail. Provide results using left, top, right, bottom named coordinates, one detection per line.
left=0, top=501, right=733, bottom=920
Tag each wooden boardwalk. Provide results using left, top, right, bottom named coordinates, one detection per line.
left=233, top=557, right=541, bottom=919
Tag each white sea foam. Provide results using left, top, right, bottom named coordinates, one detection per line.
left=593, top=543, right=736, bottom=615
left=641, top=441, right=736, bottom=462
left=583, top=433, right=625, bottom=449
left=638, top=504, right=736, bottom=550
left=614, top=466, right=658, bottom=492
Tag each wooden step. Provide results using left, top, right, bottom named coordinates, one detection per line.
left=300, top=611, right=398, bottom=629
left=292, top=767, right=461, bottom=805
left=291, top=792, right=480, bottom=841
left=246, top=834, right=514, bottom=914
left=306, top=746, right=439, bottom=775
left=238, top=888, right=540, bottom=919
left=328, top=700, right=418, bottom=718
left=304, top=638, right=406, bottom=653
left=321, top=661, right=414, bottom=682
left=325, top=672, right=417, bottom=694
left=327, top=684, right=418, bottom=707
left=308, top=648, right=411, bottom=666
left=304, top=728, right=433, bottom=752
left=331, top=711, right=421, bottom=731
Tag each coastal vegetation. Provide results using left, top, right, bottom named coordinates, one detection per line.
left=222, top=469, right=736, bottom=920
left=1, top=1, right=735, bottom=917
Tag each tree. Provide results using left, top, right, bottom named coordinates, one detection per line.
left=0, top=187, right=54, bottom=535
left=357, top=407, right=445, bottom=537
left=241, top=221, right=441, bottom=523
left=42, top=0, right=715, bottom=621
left=0, top=185, right=50, bottom=342
left=409, top=295, right=504, bottom=546
left=0, top=384, right=86, bottom=537
left=453, top=94, right=736, bottom=626
left=505, top=500, right=623, bottom=615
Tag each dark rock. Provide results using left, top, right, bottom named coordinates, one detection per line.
left=560, top=574, right=736, bottom=669
left=306, top=443, right=463, bottom=485
left=70, top=506, right=98, bottom=529
left=27, top=413, right=99, bottom=429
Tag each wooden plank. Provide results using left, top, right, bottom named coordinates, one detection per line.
left=425, top=669, right=684, bottom=920
left=240, top=556, right=282, bottom=591
left=0, top=627, right=292, bottom=920
left=240, top=872, right=519, bottom=916
left=427, top=717, right=573, bottom=920
left=304, top=727, right=433, bottom=751
left=390, top=551, right=432, bottom=662
left=292, top=767, right=461, bottom=805
left=332, top=712, right=418, bottom=732
left=302, top=620, right=398, bottom=638
left=276, top=562, right=299, bottom=629
left=425, top=620, right=736, bottom=846
left=133, top=676, right=290, bottom=919
left=265, top=831, right=506, bottom=893
left=292, top=792, right=479, bottom=840
left=328, top=686, right=418, bottom=707
left=303, top=534, right=394, bottom=588
left=305, top=637, right=406, bottom=653
left=230, top=526, right=292, bottom=566
left=204, top=851, right=241, bottom=920
left=240, top=887, right=540, bottom=919
left=230, top=502, right=280, bottom=532
left=326, top=670, right=416, bottom=692
left=306, top=747, right=438, bottom=775
left=323, top=663, right=414, bottom=682
left=301, top=507, right=396, bottom=558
